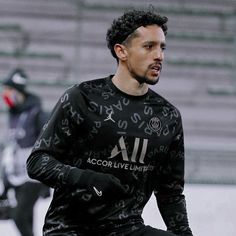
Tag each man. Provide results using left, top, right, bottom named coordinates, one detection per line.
left=1, top=68, right=50, bottom=236
left=27, top=8, right=193, bottom=236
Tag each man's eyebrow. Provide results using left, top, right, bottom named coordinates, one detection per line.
left=143, top=40, right=166, bottom=47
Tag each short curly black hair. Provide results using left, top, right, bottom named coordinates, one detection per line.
left=106, top=8, right=168, bottom=60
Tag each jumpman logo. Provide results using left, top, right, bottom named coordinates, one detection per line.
left=104, top=111, right=115, bottom=123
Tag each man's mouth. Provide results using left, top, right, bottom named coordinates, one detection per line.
left=150, top=64, right=162, bottom=75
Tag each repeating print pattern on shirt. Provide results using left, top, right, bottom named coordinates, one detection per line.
left=31, top=77, right=186, bottom=235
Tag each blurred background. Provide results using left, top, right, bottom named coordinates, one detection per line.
left=0, top=0, right=236, bottom=235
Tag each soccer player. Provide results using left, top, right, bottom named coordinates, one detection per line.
left=27, top=8, right=193, bottom=236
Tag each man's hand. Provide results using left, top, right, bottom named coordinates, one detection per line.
left=70, top=169, right=127, bottom=200
left=80, top=169, right=127, bottom=198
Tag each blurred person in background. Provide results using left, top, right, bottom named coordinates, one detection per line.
left=26, top=8, right=193, bottom=236
left=0, top=68, right=50, bottom=236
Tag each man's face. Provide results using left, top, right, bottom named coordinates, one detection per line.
left=2, top=86, right=23, bottom=108
left=124, top=25, right=166, bottom=85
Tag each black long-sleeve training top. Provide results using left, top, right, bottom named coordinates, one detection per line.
left=27, top=76, right=192, bottom=236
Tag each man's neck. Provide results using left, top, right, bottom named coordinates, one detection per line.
left=112, top=69, right=148, bottom=96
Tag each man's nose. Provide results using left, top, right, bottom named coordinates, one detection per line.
left=154, top=49, right=164, bottom=61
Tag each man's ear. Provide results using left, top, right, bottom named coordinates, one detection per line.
left=114, top=44, right=128, bottom=61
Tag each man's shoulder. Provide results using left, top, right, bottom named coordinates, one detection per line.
left=62, top=77, right=109, bottom=104
left=66, top=77, right=108, bottom=93
left=79, top=77, right=109, bottom=90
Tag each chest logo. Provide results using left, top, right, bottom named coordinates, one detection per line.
left=104, top=111, right=115, bottom=123
left=108, top=136, right=148, bottom=164
left=148, top=117, right=162, bottom=132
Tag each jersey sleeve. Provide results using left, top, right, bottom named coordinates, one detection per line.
left=153, top=115, right=193, bottom=236
left=26, top=85, right=85, bottom=189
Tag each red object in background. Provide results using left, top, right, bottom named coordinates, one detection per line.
left=2, top=92, right=14, bottom=108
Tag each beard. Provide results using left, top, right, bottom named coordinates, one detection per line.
left=130, top=70, right=161, bottom=85
left=127, top=61, right=162, bottom=85
left=138, top=75, right=160, bottom=85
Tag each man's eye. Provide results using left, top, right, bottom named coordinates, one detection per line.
left=145, top=44, right=153, bottom=49
left=161, top=46, right=166, bottom=51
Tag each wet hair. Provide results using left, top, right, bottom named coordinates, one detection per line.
left=106, top=8, right=168, bottom=61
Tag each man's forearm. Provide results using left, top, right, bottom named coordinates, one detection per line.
left=156, top=193, right=193, bottom=236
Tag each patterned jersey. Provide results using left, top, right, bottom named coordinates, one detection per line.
left=27, top=76, right=192, bottom=236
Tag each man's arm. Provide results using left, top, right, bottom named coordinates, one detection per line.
left=26, top=86, right=127, bottom=198
left=154, top=117, right=193, bottom=236
left=27, top=87, right=83, bottom=188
